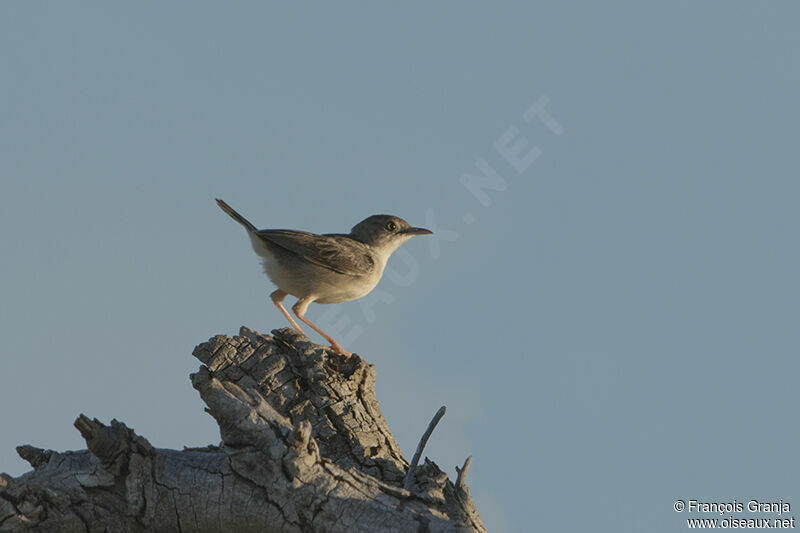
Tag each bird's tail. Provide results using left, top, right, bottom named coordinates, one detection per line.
left=215, top=198, right=257, bottom=232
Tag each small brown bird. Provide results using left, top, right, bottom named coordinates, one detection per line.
left=216, top=199, right=432, bottom=354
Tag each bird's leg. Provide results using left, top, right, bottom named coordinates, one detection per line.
left=292, top=298, right=351, bottom=355
left=270, top=289, right=307, bottom=335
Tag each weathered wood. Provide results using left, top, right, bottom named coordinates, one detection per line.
left=403, top=406, right=447, bottom=491
left=455, top=456, right=472, bottom=490
left=0, top=327, right=486, bottom=532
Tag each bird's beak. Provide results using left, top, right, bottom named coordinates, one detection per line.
left=403, top=227, right=433, bottom=236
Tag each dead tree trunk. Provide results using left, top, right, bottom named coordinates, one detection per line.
left=0, top=327, right=486, bottom=532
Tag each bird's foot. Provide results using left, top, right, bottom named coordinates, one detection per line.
left=327, top=342, right=351, bottom=357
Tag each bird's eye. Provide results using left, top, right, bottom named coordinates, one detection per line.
left=386, top=221, right=397, bottom=232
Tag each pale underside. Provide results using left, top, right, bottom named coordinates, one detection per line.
left=248, top=231, right=387, bottom=304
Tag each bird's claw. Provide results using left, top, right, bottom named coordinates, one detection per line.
left=328, top=343, right=351, bottom=357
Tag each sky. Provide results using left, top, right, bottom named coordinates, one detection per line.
left=1, top=3, right=799, bottom=532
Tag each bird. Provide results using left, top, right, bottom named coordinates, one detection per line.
left=215, top=199, right=432, bottom=355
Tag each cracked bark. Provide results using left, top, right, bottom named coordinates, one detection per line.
left=0, top=327, right=486, bottom=532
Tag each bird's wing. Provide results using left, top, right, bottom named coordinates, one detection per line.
left=255, top=230, right=375, bottom=276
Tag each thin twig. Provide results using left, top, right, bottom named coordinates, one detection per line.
left=403, top=405, right=446, bottom=491
left=455, top=455, right=472, bottom=489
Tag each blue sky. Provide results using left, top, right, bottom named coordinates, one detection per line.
left=1, top=3, right=799, bottom=531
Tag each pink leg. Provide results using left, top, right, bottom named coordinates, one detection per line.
left=270, top=289, right=307, bottom=335
left=292, top=298, right=350, bottom=355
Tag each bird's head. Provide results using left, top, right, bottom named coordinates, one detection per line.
left=349, top=215, right=432, bottom=258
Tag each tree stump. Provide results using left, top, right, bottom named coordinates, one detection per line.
left=0, top=327, right=486, bottom=532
